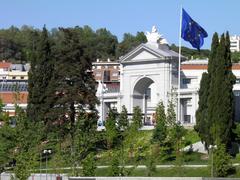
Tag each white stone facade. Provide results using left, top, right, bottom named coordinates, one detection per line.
left=230, top=35, right=240, bottom=52
left=96, top=28, right=240, bottom=127
left=96, top=27, right=184, bottom=126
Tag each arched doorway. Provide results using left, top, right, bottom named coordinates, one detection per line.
left=133, top=77, right=155, bottom=125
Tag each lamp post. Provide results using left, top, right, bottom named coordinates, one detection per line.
left=40, top=152, right=42, bottom=180
left=43, top=149, right=52, bottom=180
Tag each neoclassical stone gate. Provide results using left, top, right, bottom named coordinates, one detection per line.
left=119, top=26, right=182, bottom=123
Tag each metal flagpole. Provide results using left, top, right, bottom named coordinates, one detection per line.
left=178, top=6, right=183, bottom=123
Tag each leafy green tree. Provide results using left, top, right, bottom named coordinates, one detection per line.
left=0, top=119, right=15, bottom=171
left=132, top=106, right=143, bottom=129
left=82, top=153, right=96, bottom=176
left=118, top=105, right=129, bottom=131
left=105, top=109, right=118, bottom=149
left=231, top=51, right=240, bottom=63
left=13, top=106, right=43, bottom=180
left=170, top=44, right=210, bottom=59
left=72, top=112, right=98, bottom=175
left=152, top=101, right=167, bottom=145
left=0, top=25, right=41, bottom=62
left=116, top=32, right=147, bottom=57
left=27, top=25, right=54, bottom=123
left=233, top=122, right=240, bottom=142
left=14, top=151, right=37, bottom=180
left=95, top=28, right=118, bottom=59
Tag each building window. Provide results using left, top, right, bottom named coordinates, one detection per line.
left=184, top=115, right=191, bottom=123
left=103, top=70, right=110, bottom=82
left=234, top=90, right=240, bottom=96
left=236, top=78, right=240, bottom=84
left=182, top=78, right=191, bottom=84
left=95, top=72, right=102, bottom=77
left=112, top=72, right=118, bottom=77
left=20, top=76, right=24, bottom=80
left=12, top=76, right=16, bottom=80
left=145, top=88, right=151, bottom=100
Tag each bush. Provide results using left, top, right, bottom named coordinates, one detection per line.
left=213, top=143, right=234, bottom=177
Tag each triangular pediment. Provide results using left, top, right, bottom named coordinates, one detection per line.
left=131, top=50, right=159, bottom=61
left=120, top=44, right=166, bottom=63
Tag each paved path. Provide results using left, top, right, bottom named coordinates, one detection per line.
left=36, top=163, right=240, bottom=171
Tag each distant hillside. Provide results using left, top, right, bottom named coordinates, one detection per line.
left=170, top=44, right=210, bottom=60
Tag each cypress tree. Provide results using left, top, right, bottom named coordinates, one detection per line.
left=152, top=101, right=167, bottom=145
left=214, top=33, right=235, bottom=145
left=197, top=32, right=235, bottom=148
left=207, top=33, right=219, bottom=147
left=195, top=73, right=210, bottom=148
left=196, top=33, right=219, bottom=147
left=27, top=26, right=53, bottom=122
left=196, top=32, right=235, bottom=148
left=105, top=109, right=118, bottom=149
left=118, top=105, right=129, bottom=131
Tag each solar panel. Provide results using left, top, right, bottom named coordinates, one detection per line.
left=0, top=82, right=28, bottom=92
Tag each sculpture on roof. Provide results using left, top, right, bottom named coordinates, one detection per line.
left=146, top=25, right=168, bottom=45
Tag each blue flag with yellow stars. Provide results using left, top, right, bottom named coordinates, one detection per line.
left=181, top=8, right=208, bottom=50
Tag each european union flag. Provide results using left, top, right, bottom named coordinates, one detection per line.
left=181, top=8, right=208, bottom=50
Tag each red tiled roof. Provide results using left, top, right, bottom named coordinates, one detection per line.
left=0, top=62, right=11, bottom=69
left=181, top=64, right=208, bottom=70
left=181, top=64, right=240, bottom=70
left=0, top=92, right=28, bottom=104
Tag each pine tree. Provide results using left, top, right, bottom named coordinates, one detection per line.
left=152, top=101, right=167, bottom=145
left=132, top=106, right=143, bottom=129
left=46, top=27, right=98, bottom=138
left=27, top=26, right=54, bottom=122
left=166, top=98, right=176, bottom=126
left=118, top=105, right=129, bottom=131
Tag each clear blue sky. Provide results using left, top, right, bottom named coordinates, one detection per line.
left=2, top=0, right=240, bottom=49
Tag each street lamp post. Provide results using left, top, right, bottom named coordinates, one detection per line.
left=40, top=152, right=42, bottom=180
left=43, top=149, right=52, bottom=180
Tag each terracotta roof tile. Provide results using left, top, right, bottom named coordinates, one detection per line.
left=0, top=62, right=11, bottom=69
left=0, top=92, right=28, bottom=104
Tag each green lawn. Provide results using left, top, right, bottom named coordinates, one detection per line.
left=96, top=129, right=205, bottom=166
